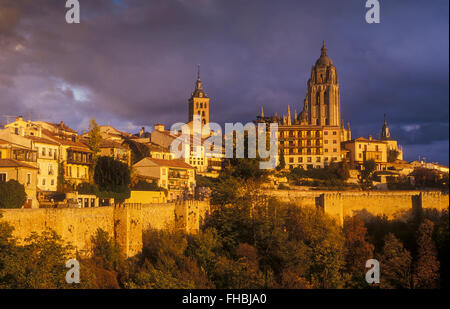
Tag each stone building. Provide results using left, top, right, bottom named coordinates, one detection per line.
left=133, top=157, right=196, bottom=202
left=0, top=159, right=38, bottom=208
left=256, top=42, right=351, bottom=169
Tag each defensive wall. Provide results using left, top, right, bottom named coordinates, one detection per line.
left=0, top=200, right=210, bottom=258
left=269, top=190, right=448, bottom=225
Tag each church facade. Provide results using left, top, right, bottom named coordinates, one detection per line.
left=256, top=42, right=351, bottom=169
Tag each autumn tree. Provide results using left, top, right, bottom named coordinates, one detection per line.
left=413, top=219, right=440, bottom=288
left=378, top=233, right=413, bottom=289
left=343, top=216, right=375, bottom=288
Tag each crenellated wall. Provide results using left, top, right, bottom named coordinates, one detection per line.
left=317, top=191, right=448, bottom=225
left=0, top=201, right=210, bottom=258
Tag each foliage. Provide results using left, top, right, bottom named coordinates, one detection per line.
left=276, top=150, right=285, bottom=171
left=358, top=159, right=377, bottom=190
left=94, top=156, right=131, bottom=203
left=0, top=179, right=27, bottom=209
left=131, top=180, right=165, bottom=192
left=413, top=219, right=440, bottom=288
left=0, top=228, right=73, bottom=289
left=387, top=149, right=400, bottom=163
left=343, top=216, right=374, bottom=288
left=88, top=118, right=102, bottom=156
left=377, top=233, right=413, bottom=289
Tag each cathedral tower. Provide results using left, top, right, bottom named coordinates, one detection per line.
left=188, top=65, right=210, bottom=126
left=299, top=41, right=341, bottom=126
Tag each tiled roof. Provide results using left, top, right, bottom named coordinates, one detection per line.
left=42, top=129, right=91, bottom=150
left=45, top=122, right=78, bottom=134
left=136, top=157, right=193, bottom=169
left=0, top=159, right=38, bottom=169
left=99, top=139, right=128, bottom=150
left=26, top=135, right=60, bottom=146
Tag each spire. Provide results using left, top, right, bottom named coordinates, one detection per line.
left=381, top=114, right=390, bottom=140
left=294, top=109, right=298, bottom=123
left=260, top=106, right=264, bottom=118
left=321, top=40, right=327, bottom=56
left=191, top=65, right=207, bottom=98
left=287, top=105, right=292, bottom=125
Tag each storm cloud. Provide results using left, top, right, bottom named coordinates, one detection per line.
left=0, top=0, right=448, bottom=164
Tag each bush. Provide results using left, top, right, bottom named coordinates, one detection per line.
left=0, top=180, right=27, bottom=209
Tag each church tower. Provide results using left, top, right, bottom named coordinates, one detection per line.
left=299, top=41, right=341, bottom=126
left=381, top=114, right=391, bottom=140
left=188, top=65, right=210, bottom=126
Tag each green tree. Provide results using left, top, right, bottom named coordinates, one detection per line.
left=94, top=156, right=131, bottom=203
left=359, top=159, right=377, bottom=190
left=88, top=118, right=102, bottom=156
left=276, top=150, right=286, bottom=171
left=0, top=180, right=27, bottom=209
left=387, top=149, right=400, bottom=162
left=0, top=228, right=73, bottom=288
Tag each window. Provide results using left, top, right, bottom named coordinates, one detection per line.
left=376, top=146, right=379, bottom=151
left=324, top=131, right=328, bottom=135
left=298, top=157, right=303, bottom=163
left=42, top=179, right=46, bottom=186
left=333, top=140, right=337, bottom=144
left=0, top=173, right=6, bottom=182
left=289, top=158, right=294, bottom=163
left=42, top=148, right=46, bottom=156
left=162, top=168, right=167, bottom=176
left=51, top=179, right=55, bottom=186
left=325, top=149, right=328, bottom=153
left=333, top=131, right=337, bottom=135
left=307, top=157, right=312, bottom=163
left=333, top=148, right=337, bottom=152
left=27, top=173, right=31, bottom=185
left=324, top=140, right=328, bottom=144
left=316, top=157, right=321, bottom=162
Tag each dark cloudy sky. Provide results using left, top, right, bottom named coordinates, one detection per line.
left=0, top=0, right=448, bottom=164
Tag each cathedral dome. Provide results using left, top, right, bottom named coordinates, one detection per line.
left=315, top=41, right=334, bottom=67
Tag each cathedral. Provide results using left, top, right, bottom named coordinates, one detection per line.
left=256, top=42, right=351, bottom=169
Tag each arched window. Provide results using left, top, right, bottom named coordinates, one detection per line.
left=202, top=111, right=205, bottom=116
left=200, top=103, right=203, bottom=108
left=202, top=119, right=206, bottom=125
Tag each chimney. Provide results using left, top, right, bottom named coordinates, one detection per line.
left=368, top=135, right=372, bottom=141
left=154, top=124, right=165, bottom=132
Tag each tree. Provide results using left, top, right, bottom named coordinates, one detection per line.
left=94, top=156, right=131, bottom=203
left=343, top=216, right=375, bottom=288
left=0, top=229, right=73, bottom=288
left=387, top=149, right=400, bottom=162
left=0, top=180, right=27, bottom=209
left=359, top=159, right=377, bottom=190
left=276, top=150, right=286, bottom=171
left=413, top=219, right=440, bottom=288
left=378, top=233, right=413, bottom=289
left=88, top=118, right=102, bottom=156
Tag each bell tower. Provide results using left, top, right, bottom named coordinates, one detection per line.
left=299, top=41, right=341, bottom=127
left=188, top=65, right=210, bottom=126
